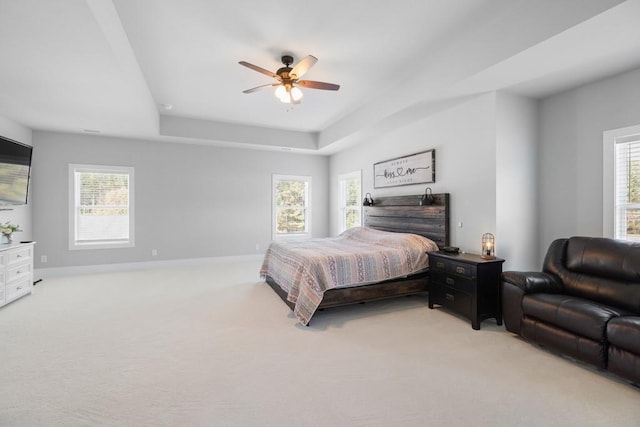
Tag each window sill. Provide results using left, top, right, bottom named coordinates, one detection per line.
left=69, top=241, right=134, bottom=251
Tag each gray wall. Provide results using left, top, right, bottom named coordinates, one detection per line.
left=329, top=91, right=541, bottom=271
left=330, top=93, right=501, bottom=261
left=21, top=65, right=640, bottom=272
left=496, top=92, right=539, bottom=270
left=538, top=67, right=640, bottom=261
left=31, top=132, right=329, bottom=269
left=0, top=115, right=33, bottom=242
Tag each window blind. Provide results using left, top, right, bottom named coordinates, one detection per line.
left=615, top=139, right=640, bottom=241
left=75, top=170, right=130, bottom=242
left=339, top=171, right=362, bottom=232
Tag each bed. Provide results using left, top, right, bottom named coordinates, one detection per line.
left=260, top=193, right=450, bottom=325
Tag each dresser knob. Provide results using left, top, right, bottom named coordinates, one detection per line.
left=446, top=277, right=454, bottom=286
left=456, top=267, right=465, bottom=274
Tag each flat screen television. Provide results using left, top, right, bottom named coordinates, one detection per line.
left=0, top=135, right=33, bottom=206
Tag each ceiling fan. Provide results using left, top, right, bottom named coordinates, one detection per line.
left=239, top=55, right=340, bottom=104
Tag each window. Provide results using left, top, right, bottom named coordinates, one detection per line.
left=614, top=138, right=640, bottom=241
left=273, top=174, right=311, bottom=239
left=339, top=170, right=362, bottom=233
left=604, top=125, right=640, bottom=241
left=69, top=164, right=134, bottom=249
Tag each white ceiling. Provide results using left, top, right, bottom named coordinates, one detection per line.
left=0, top=0, right=639, bottom=153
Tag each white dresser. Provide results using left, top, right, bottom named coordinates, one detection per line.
left=0, top=242, right=35, bottom=308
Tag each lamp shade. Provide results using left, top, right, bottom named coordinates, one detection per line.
left=481, top=233, right=495, bottom=259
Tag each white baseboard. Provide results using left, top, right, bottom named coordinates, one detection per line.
left=35, top=254, right=264, bottom=279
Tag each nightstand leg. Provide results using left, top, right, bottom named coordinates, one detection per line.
left=472, top=320, right=480, bottom=330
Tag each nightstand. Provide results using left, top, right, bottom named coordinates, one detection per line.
left=428, top=251, right=505, bottom=330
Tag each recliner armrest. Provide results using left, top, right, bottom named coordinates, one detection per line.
left=502, top=271, right=563, bottom=294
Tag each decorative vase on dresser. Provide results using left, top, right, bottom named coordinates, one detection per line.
left=0, top=242, right=35, bottom=308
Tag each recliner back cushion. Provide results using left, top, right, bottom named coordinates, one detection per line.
left=565, top=237, right=640, bottom=282
left=544, top=237, right=640, bottom=313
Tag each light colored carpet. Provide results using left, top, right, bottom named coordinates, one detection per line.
left=1, top=256, right=638, bottom=426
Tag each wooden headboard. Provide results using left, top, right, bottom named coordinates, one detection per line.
left=363, top=193, right=450, bottom=248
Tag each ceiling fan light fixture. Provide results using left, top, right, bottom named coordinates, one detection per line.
left=275, top=85, right=287, bottom=101
left=275, top=84, right=302, bottom=104
left=240, top=54, right=339, bottom=106
left=291, top=86, right=303, bottom=102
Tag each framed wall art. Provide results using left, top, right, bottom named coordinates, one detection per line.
left=373, top=149, right=435, bottom=188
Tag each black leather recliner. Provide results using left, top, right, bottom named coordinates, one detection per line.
left=502, top=236, right=640, bottom=385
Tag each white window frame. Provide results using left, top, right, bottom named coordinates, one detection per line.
left=338, top=170, right=362, bottom=233
left=272, top=174, right=312, bottom=240
left=69, top=164, right=135, bottom=250
left=603, top=124, right=640, bottom=240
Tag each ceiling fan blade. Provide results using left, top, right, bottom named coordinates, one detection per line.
left=238, top=61, right=280, bottom=80
left=242, top=83, right=278, bottom=94
left=297, top=80, right=340, bottom=91
left=290, top=55, right=318, bottom=79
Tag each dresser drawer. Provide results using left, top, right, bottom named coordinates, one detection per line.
left=7, top=246, right=32, bottom=265
left=7, top=262, right=31, bottom=283
left=431, top=271, right=475, bottom=294
left=6, top=277, right=31, bottom=302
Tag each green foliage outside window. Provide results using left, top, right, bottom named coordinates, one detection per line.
left=344, top=177, right=361, bottom=230
left=80, top=172, right=129, bottom=216
left=275, top=180, right=307, bottom=234
left=628, top=160, right=640, bottom=238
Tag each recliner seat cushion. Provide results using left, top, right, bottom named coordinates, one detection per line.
left=607, top=316, right=640, bottom=354
left=521, top=317, right=606, bottom=368
left=522, top=293, right=628, bottom=341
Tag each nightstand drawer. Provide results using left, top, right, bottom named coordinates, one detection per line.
left=447, top=260, right=476, bottom=279
left=431, top=271, right=475, bottom=294
left=429, top=257, right=476, bottom=279
left=430, top=284, right=471, bottom=317
left=432, top=258, right=448, bottom=271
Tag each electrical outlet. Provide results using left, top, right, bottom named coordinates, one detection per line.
left=151, top=249, right=158, bottom=256
left=40, top=255, right=47, bottom=263
left=458, top=221, right=463, bottom=228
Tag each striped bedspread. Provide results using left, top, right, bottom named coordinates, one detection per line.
left=259, top=227, right=439, bottom=325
